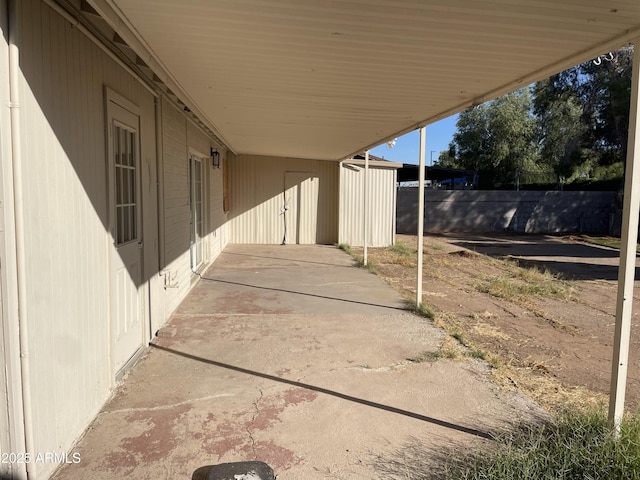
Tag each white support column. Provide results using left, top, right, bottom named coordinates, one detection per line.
left=416, top=127, right=426, bottom=306
left=609, top=39, right=640, bottom=431
left=364, top=150, right=369, bottom=266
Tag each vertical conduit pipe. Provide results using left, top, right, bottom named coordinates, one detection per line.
left=416, top=127, right=426, bottom=307
left=609, top=38, right=640, bottom=432
left=363, top=150, right=369, bottom=266
left=155, top=97, right=165, bottom=271
left=8, top=0, right=36, bottom=477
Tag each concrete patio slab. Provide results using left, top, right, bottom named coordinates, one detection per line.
left=52, top=245, right=544, bottom=480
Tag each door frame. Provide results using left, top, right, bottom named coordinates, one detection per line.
left=105, top=87, right=147, bottom=382
left=189, top=154, right=206, bottom=272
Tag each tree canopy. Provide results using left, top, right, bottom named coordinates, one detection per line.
left=437, top=46, right=633, bottom=189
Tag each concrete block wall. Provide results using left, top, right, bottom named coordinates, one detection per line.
left=397, top=190, right=617, bottom=234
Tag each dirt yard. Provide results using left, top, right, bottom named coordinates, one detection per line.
left=354, top=233, right=640, bottom=413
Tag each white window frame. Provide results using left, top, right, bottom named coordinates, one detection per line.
left=189, top=155, right=204, bottom=271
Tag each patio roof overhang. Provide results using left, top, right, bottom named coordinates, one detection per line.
left=79, top=0, right=640, bottom=428
left=89, top=0, right=640, bottom=161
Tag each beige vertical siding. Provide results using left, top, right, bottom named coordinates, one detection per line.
left=160, top=99, right=229, bottom=316
left=228, top=155, right=339, bottom=244
left=160, top=100, right=192, bottom=316
left=208, top=151, right=229, bottom=259
left=14, top=3, right=230, bottom=475
left=0, top=3, right=24, bottom=474
left=339, top=162, right=397, bottom=247
left=16, top=1, right=159, bottom=476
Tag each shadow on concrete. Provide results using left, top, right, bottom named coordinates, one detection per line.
left=150, top=344, right=493, bottom=440
left=197, top=274, right=411, bottom=312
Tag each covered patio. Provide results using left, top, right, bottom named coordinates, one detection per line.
left=52, top=245, right=543, bottom=479
left=5, top=3, right=640, bottom=479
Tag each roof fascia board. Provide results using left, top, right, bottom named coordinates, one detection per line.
left=87, top=0, right=236, bottom=154
left=343, top=159, right=402, bottom=169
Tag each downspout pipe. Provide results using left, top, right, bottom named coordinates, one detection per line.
left=155, top=96, right=165, bottom=271
left=8, top=0, right=36, bottom=478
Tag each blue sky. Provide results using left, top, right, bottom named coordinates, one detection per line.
left=369, top=114, right=458, bottom=165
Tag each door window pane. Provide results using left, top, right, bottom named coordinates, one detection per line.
left=114, top=125, right=137, bottom=245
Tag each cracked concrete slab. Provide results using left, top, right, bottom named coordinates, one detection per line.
left=52, top=245, right=545, bottom=480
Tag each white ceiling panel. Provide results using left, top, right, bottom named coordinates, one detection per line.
left=97, top=0, right=640, bottom=160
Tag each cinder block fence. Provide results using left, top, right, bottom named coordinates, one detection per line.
left=397, top=190, right=618, bottom=235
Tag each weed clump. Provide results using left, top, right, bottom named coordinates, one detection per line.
left=444, top=409, right=640, bottom=480
left=407, top=300, right=435, bottom=320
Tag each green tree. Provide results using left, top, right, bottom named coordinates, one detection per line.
left=580, top=46, right=633, bottom=168
left=446, top=88, right=539, bottom=187
left=533, top=77, right=586, bottom=179
left=487, top=89, right=539, bottom=182
left=443, top=47, right=632, bottom=189
left=435, top=145, right=460, bottom=168
left=532, top=46, right=633, bottom=182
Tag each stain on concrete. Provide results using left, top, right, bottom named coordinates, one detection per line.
left=282, top=387, right=317, bottom=406
left=99, top=450, right=138, bottom=476
left=195, top=290, right=294, bottom=315
left=198, top=387, right=316, bottom=469
left=244, top=440, right=302, bottom=471
left=203, top=417, right=250, bottom=457
left=100, top=403, right=192, bottom=471
left=252, top=388, right=318, bottom=431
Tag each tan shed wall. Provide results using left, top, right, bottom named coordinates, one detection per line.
left=339, top=163, right=397, bottom=247
left=228, top=155, right=339, bottom=244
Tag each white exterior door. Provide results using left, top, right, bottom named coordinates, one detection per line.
left=107, top=97, right=144, bottom=377
left=283, top=172, right=318, bottom=244
left=190, top=156, right=204, bottom=271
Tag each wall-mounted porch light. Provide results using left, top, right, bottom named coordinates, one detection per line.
left=211, top=148, right=221, bottom=168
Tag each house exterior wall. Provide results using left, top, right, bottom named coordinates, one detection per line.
left=0, top=2, right=27, bottom=477
left=0, top=2, right=230, bottom=478
left=14, top=1, right=159, bottom=476
left=228, top=155, right=339, bottom=244
left=339, top=162, right=397, bottom=247
left=159, top=98, right=228, bottom=318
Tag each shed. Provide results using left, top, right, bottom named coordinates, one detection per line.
left=339, top=154, right=402, bottom=247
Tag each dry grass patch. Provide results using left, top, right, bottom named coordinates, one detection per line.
left=339, top=236, right=612, bottom=414
left=472, top=320, right=511, bottom=340
left=490, top=362, right=606, bottom=413
left=476, top=259, right=573, bottom=302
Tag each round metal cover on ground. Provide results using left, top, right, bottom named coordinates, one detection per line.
left=192, top=461, right=275, bottom=480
